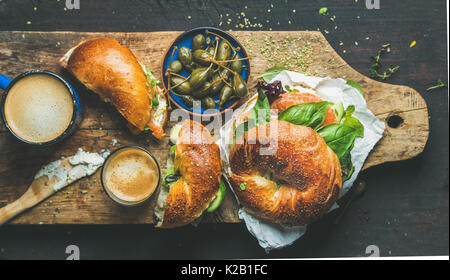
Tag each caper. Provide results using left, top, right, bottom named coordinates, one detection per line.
left=217, top=40, right=231, bottom=66
left=219, top=68, right=231, bottom=79
left=178, top=46, right=193, bottom=67
left=193, top=81, right=211, bottom=99
left=230, top=59, right=242, bottom=74
left=206, top=45, right=216, bottom=57
left=170, top=76, right=191, bottom=95
left=210, top=73, right=225, bottom=94
left=190, top=67, right=212, bottom=89
left=192, top=34, right=206, bottom=50
left=181, top=95, right=196, bottom=108
left=202, top=96, right=216, bottom=110
left=219, top=85, right=234, bottom=107
left=193, top=49, right=213, bottom=66
left=232, top=74, right=248, bottom=98
left=169, top=60, right=183, bottom=73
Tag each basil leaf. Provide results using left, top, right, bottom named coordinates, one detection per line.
left=318, top=124, right=357, bottom=159
left=346, top=80, right=364, bottom=97
left=341, top=105, right=364, bottom=137
left=333, top=102, right=345, bottom=123
left=345, top=105, right=355, bottom=116
left=279, top=101, right=329, bottom=130
left=258, top=66, right=287, bottom=82
left=253, top=88, right=271, bottom=124
left=234, top=89, right=271, bottom=141
left=340, top=142, right=355, bottom=181
left=318, top=123, right=359, bottom=182
left=343, top=116, right=364, bottom=138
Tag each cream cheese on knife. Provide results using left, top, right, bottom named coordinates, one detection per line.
left=34, top=148, right=108, bottom=191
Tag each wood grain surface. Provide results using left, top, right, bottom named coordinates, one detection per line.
left=0, top=31, right=429, bottom=224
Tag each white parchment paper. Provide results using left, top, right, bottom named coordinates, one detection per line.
left=217, top=70, right=385, bottom=252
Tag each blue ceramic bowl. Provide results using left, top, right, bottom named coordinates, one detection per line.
left=161, top=27, right=250, bottom=117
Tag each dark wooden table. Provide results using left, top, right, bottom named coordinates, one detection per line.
left=0, top=0, right=448, bottom=259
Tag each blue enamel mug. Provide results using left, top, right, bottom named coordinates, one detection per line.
left=0, top=70, right=82, bottom=146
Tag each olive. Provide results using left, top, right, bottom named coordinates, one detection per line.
left=232, top=74, right=248, bottom=98
left=190, top=67, right=212, bottom=89
left=217, top=40, right=231, bottom=66
left=202, top=96, right=216, bottom=110
left=178, top=47, right=193, bottom=67
left=181, top=95, right=196, bottom=108
left=169, top=60, right=183, bottom=73
left=193, top=81, right=211, bottom=99
left=230, top=59, right=242, bottom=74
left=210, top=73, right=225, bottom=94
left=170, top=76, right=191, bottom=95
left=193, top=49, right=213, bottom=66
left=219, top=85, right=234, bottom=107
left=192, top=34, right=206, bottom=50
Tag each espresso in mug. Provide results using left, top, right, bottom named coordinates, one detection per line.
left=102, top=147, right=160, bottom=205
left=4, top=74, right=74, bottom=143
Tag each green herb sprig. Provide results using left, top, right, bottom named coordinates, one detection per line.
left=427, top=79, right=447, bottom=91
left=369, top=44, right=400, bottom=80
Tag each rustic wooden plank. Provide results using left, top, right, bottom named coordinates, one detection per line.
left=0, top=31, right=429, bottom=224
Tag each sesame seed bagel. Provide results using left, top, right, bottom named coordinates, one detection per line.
left=229, top=120, right=342, bottom=226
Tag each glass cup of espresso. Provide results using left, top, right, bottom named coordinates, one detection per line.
left=101, top=146, right=161, bottom=206
left=0, top=70, right=82, bottom=146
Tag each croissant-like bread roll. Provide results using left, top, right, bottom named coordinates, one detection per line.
left=59, top=38, right=168, bottom=138
left=155, top=120, right=222, bottom=228
left=229, top=120, right=342, bottom=226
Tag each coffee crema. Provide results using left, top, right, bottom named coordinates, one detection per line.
left=103, top=147, right=160, bottom=205
left=4, top=74, right=74, bottom=143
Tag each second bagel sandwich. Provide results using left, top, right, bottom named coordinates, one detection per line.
left=154, top=120, right=225, bottom=228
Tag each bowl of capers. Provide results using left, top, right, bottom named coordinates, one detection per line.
left=161, top=27, right=251, bottom=117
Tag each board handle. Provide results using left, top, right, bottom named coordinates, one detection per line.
left=0, top=186, right=42, bottom=226
left=0, top=197, right=31, bottom=226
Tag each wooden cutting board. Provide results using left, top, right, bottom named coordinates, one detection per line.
left=0, top=31, right=429, bottom=225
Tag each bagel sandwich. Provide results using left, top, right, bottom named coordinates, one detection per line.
left=228, top=82, right=365, bottom=226
left=154, top=120, right=224, bottom=228
left=229, top=120, right=342, bottom=226
left=59, top=38, right=168, bottom=139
